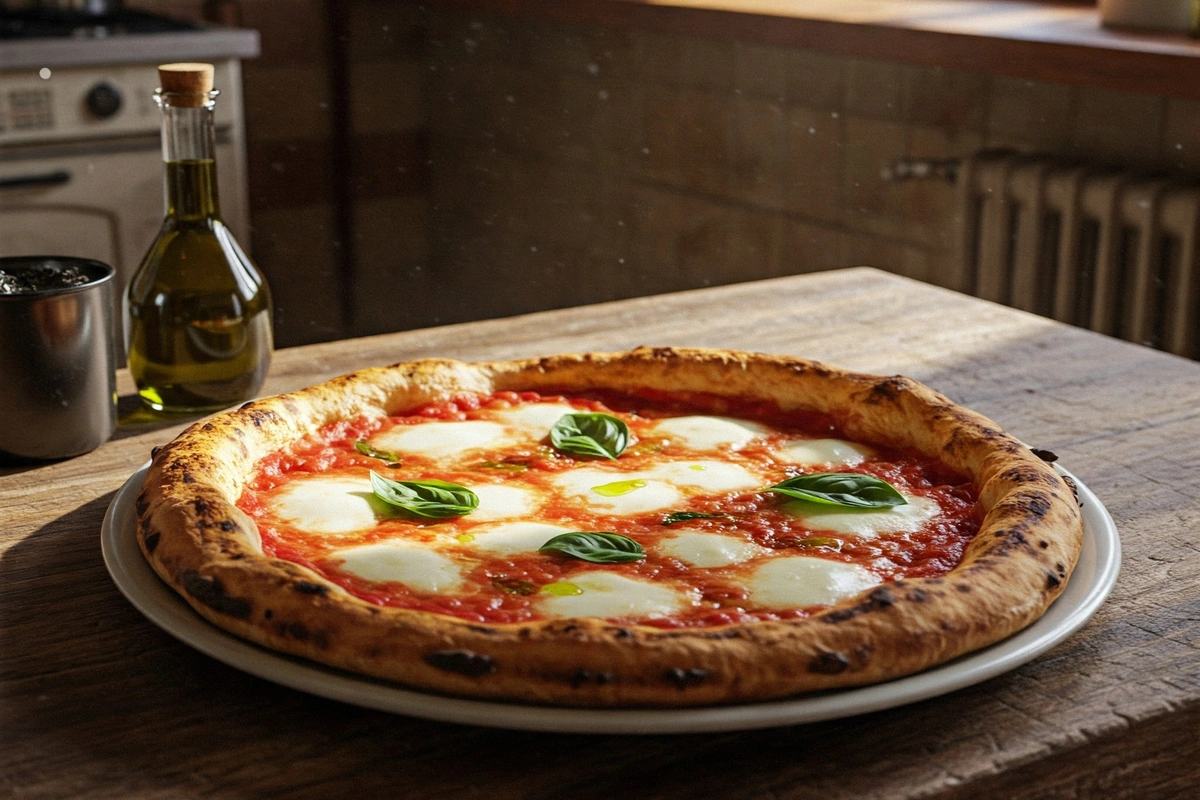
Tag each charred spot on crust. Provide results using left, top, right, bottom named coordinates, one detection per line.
left=1039, top=540, right=1050, bottom=549
left=425, top=650, right=497, bottom=677
left=1056, top=562, right=1066, bottom=576
left=181, top=572, right=252, bottom=619
left=824, top=586, right=896, bottom=623
left=906, top=588, right=929, bottom=603
left=1046, top=571, right=1062, bottom=590
left=955, top=584, right=971, bottom=593
left=240, top=400, right=256, bottom=410
left=150, top=445, right=163, bottom=460
left=218, top=520, right=237, bottom=533
left=264, top=609, right=273, bottom=619
left=192, top=498, right=210, bottom=515
left=808, top=650, right=850, bottom=674
left=293, top=580, right=328, bottom=596
left=664, top=667, right=708, bottom=689
left=867, top=377, right=908, bottom=403
left=1031, top=448, right=1059, bottom=463
left=202, top=423, right=215, bottom=432
left=135, top=494, right=150, bottom=517
left=143, top=531, right=160, bottom=553
left=609, top=627, right=634, bottom=639
left=570, top=669, right=615, bottom=688
left=1061, top=474, right=1081, bottom=507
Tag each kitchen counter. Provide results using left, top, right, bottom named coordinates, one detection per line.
left=2, top=267, right=1198, bottom=798
left=0, top=27, right=259, bottom=70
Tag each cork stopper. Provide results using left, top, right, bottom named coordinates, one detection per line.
left=157, top=63, right=215, bottom=107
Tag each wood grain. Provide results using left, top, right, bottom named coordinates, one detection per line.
left=428, top=0, right=1200, bottom=100
left=3, top=268, right=1198, bottom=799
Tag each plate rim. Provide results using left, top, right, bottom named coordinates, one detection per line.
left=101, top=462, right=1120, bottom=734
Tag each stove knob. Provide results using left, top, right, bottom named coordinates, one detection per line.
left=85, top=83, right=123, bottom=120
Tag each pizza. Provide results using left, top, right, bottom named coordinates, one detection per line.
left=136, top=347, right=1083, bottom=706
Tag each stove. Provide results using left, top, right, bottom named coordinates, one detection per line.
left=0, top=9, right=197, bottom=40
left=0, top=12, right=259, bottom=346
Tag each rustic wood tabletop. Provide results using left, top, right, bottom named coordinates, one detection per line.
left=2, top=268, right=1196, bottom=799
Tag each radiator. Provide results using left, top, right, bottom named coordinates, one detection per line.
left=955, top=151, right=1200, bottom=359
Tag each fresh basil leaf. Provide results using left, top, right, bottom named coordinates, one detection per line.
left=766, top=472, right=907, bottom=509
left=354, top=439, right=401, bottom=464
left=538, top=531, right=645, bottom=563
left=369, top=471, right=478, bottom=518
left=661, top=511, right=730, bottom=526
left=549, top=413, right=630, bottom=459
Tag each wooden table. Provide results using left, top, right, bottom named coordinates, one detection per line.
left=3, top=268, right=1197, bottom=799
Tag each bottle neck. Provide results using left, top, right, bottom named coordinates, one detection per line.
left=157, top=92, right=221, bottom=221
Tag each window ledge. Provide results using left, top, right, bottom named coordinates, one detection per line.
left=429, top=0, right=1200, bottom=99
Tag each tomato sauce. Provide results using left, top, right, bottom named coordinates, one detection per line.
left=237, top=391, right=981, bottom=628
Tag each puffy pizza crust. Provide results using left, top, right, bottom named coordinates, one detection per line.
left=136, top=347, right=1083, bottom=707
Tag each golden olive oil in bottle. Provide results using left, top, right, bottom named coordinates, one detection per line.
left=125, top=63, right=272, bottom=413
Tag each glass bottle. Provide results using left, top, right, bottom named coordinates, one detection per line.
left=125, top=62, right=272, bottom=413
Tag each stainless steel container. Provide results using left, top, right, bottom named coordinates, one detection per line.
left=0, top=256, right=117, bottom=460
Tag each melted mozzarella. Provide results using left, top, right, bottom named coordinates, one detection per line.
left=330, top=541, right=465, bottom=593
left=787, top=495, right=939, bottom=538
left=370, top=420, right=517, bottom=460
left=548, top=461, right=761, bottom=516
left=777, top=438, right=874, bottom=468
left=268, top=476, right=381, bottom=535
left=488, top=403, right=578, bottom=437
left=659, top=531, right=762, bottom=568
left=548, top=467, right=683, bottom=515
left=651, top=460, right=761, bottom=492
left=469, top=483, right=542, bottom=521
left=650, top=415, right=768, bottom=452
left=535, top=572, right=697, bottom=619
left=747, top=556, right=881, bottom=607
left=469, top=522, right=573, bottom=555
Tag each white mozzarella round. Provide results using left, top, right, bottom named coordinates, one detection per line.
left=747, top=556, right=881, bottom=608
left=535, top=571, right=697, bottom=619
left=370, top=420, right=517, bottom=460
left=330, top=541, right=465, bottom=593
left=659, top=531, right=763, bottom=568
left=468, top=483, right=542, bottom=521
left=468, top=522, right=573, bottom=555
left=268, top=476, right=381, bottom=535
left=548, top=468, right=683, bottom=515
left=787, top=495, right=939, bottom=538
left=650, top=460, right=761, bottom=493
left=777, top=438, right=874, bottom=468
left=650, top=415, right=768, bottom=451
left=488, top=403, right=579, bottom=437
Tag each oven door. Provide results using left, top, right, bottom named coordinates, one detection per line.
left=0, top=132, right=247, bottom=294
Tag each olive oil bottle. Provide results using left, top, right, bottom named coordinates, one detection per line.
left=125, top=63, right=272, bottom=413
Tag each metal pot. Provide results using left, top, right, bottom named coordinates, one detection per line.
left=0, top=256, right=117, bottom=460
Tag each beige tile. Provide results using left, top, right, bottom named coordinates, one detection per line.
left=783, top=48, right=845, bottom=111
left=251, top=204, right=344, bottom=346
left=986, top=77, right=1074, bottom=151
left=350, top=61, right=425, bottom=134
left=905, top=66, right=990, bottom=131
left=734, top=41, right=788, bottom=100
left=783, top=106, right=844, bottom=223
left=1162, top=99, right=1200, bottom=173
left=242, top=64, right=332, bottom=142
left=844, top=58, right=910, bottom=121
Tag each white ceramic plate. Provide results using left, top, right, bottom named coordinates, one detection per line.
left=102, top=463, right=1119, bottom=734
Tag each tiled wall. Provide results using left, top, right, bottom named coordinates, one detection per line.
left=136, top=1, right=1200, bottom=346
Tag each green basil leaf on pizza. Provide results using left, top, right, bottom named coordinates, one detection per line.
left=550, top=413, right=630, bottom=459
left=369, top=471, right=479, bottom=518
left=766, top=472, right=907, bottom=509
left=538, top=531, right=646, bottom=563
